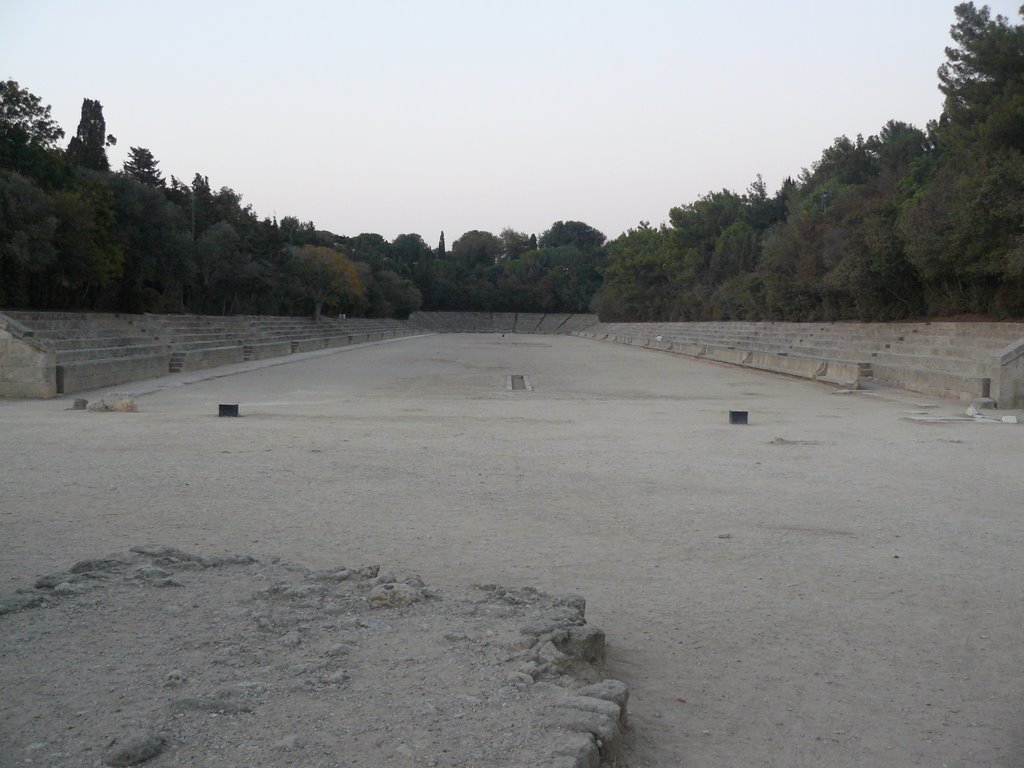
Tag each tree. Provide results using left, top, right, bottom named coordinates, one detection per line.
left=450, top=230, right=502, bottom=270
left=349, top=232, right=392, bottom=267
left=51, top=180, right=123, bottom=307
left=0, top=170, right=58, bottom=306
left=279, top=215, right=315, bottom=246
left=122, top=146, right=164, bottom=187
left=363, top=268, right=422, bottom=318
left=499, top=227, right=532, bottom=260
left=0, top=80, right=64, bottom=148
left=437, top=230, right=446, bottom=258
left=293, top=245, right=363, bottom=320
left=391, top=233, right=432, bottom=276
left=66, top=98, right=116, bottom=171
left=539, top=220, right=606, bottom=254
left=592, top=222, right=680, bottom=321
left=108, top=173, right=190, bottom=311
left=938, top=2, right=1024, bottom=151
left=0, top=80, right=70, bottom=187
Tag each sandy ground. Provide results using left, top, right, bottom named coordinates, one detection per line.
left=1, top=333, right=1022, bottom=767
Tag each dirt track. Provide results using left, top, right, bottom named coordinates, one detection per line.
left=2, top=333, right=1022, bottom=767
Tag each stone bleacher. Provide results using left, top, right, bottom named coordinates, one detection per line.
left=0, top=311, right=420, bottom=397
left=406, top=311, right=598, bottom=335
left=2, top=311, right=170, bottom=395
left=9, top=311, right=1015, bottom=406
left=575, top=320, right=1024, bottom=408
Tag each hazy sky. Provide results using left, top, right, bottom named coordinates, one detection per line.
left=3, top=1, right=1021, bottom=244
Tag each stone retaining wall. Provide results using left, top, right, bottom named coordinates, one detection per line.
left=0, top=315, right=56, bottom=398
left=0, top=328, right=56, bottom=398
left=991, top=338, right=1024, bottom=408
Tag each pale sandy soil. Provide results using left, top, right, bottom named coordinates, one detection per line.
left=1, top=333, right=1022, bottom=767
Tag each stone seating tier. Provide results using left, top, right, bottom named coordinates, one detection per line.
left=55, top=343, right=167, bottom=363
left=406, top=312, right=598, bottom=335
left=536, top=314, right=572, bottom=333
left=0, top=311, right=425, bottom=396
left=577, top=321, right=1024, bottom=407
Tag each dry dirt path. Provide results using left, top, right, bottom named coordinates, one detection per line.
left=2, top=333, right=1022, bottom=767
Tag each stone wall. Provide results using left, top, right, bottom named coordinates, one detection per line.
left=992, top=338, right=1024, bottom=408
left=0, top=317, right=56, bottom=398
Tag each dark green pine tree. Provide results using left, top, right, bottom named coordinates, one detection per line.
left=122, top=146, right=164, bottom=187
left=437, top=230, right=446, bottom=258
left=66, top=98, right=115, bottom=171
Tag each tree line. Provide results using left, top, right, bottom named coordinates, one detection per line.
left=594, top=3, right=1024, bottom=321
left=3, top=3, right=1022, bottom=321
left=0, top=80, right=607, bottom=319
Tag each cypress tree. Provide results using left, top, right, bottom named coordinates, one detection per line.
left=66, top=98, right=115, bottom=171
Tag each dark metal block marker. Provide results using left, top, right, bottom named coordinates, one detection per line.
left=219, top=403, right=239, bottom=417
left=729, top=410, right=748, bottom=425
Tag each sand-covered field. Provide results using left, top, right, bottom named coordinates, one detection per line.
left=2, top=333, right=1022, bottom=767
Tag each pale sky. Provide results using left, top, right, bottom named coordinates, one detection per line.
left=3, top=1, right=1021, bottom=244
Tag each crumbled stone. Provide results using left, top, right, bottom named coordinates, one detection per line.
left=577, top=679, right=629, bottom=710
left=475, top=603, right=514, bottom=618
left=325, top=642, right=355, bottom=657
left=130, top=545, right=206, bottom=564
left=367, top=582, right=423, bottom=608
left=538, top=641, right=569, bottom=666
left=273, top=734, right=304, bottom=751
left=282, top=582, right=324, bottom=598
left=71, top=555, right=137, bottom=574
left=169, top=696, right=252, bottom=714
left=54, top=581, right=90, bottom=595
left=133, top=565, right=171, bottom=581
left=550, top=708, right=619, bottom=744
left=557, top=625, right=606, bottom=664
left=327, top=670, right=351, bottom=685
left=103, top=729, right=163, bottom=766
left=506, top=671, right=534, bottom=687
left=206, top=554, right=256, bottom=567
left=559, top=695, right=623, bottom=723
left=89, top=393, right=137, bottom=412
left=518, top=661, right=540, bottom=678
left=552, top=594, right=586, bottom=616
left=34, top=572, right=83, bottom=588
left=551, top=731, right=600, bottom=768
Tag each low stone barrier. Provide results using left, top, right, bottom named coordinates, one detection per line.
left=177, top=345, right=245, bottom=372
left=56, top=354, right=170, bottom=395
left=873, top=363, right=991, bottom=402
left=244, top=340, right=293, bottom=361
left=581, top=330, right=869, bottom=389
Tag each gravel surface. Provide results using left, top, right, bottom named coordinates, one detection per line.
left=2, top=332, right=1022, bottom=767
